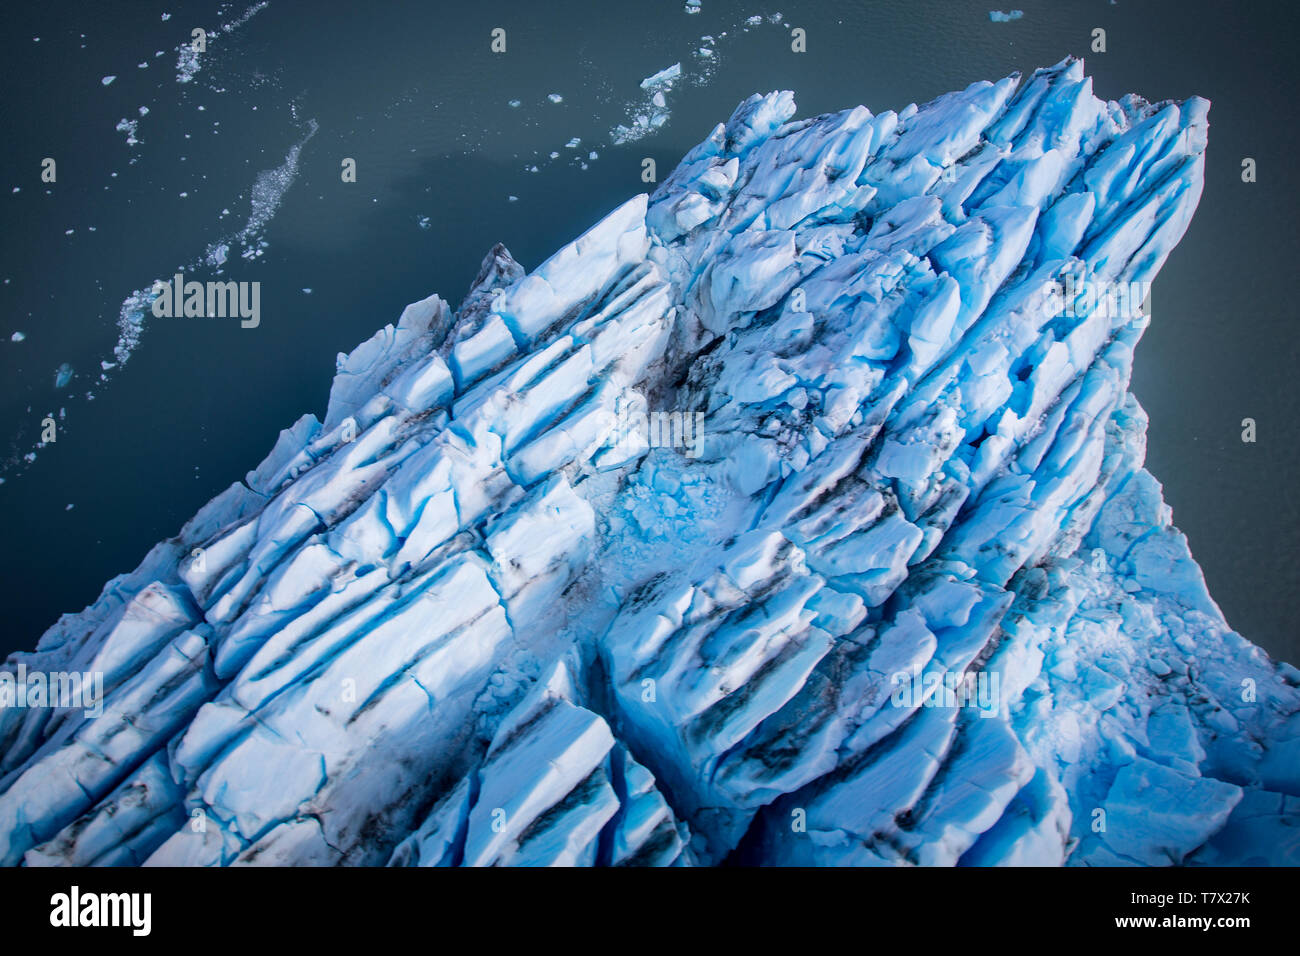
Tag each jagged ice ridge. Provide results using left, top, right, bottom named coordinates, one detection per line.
left=3, top=58, right=1298, bottom=867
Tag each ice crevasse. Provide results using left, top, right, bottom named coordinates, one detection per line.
left=2, top=57, right=1297, bottom=867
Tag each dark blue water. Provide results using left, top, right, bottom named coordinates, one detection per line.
left=2, top=0, right=1297, bottom=663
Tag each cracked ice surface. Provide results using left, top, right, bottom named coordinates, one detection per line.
left=3, top=58, right=1298, bottom=868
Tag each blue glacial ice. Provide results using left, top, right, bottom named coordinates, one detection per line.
left=3, top=58, right=1298, bottom=867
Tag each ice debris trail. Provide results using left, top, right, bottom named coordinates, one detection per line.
left=3, top=58, right=1298, bottom=868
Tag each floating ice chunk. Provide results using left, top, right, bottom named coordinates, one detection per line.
left=640, top=63, right=681, bottom=90
left=206, top=242, right=229, bottom=267
left=115, top=118, right=139, bottom=146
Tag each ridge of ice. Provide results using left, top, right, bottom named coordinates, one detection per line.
left=3, top=59, right=1296, bottom=869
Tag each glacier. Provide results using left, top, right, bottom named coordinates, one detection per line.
left=3, top=57, right=1298, bottom=868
